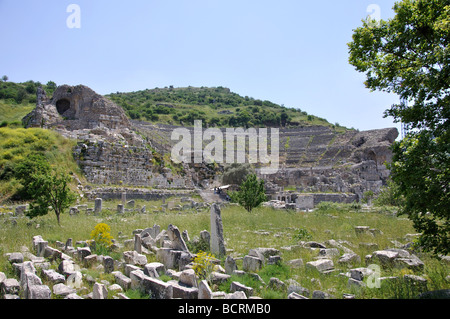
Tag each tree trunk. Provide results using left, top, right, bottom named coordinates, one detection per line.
left=55, top=210, right=61, bottom=226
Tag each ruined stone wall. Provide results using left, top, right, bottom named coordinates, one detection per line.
left=258, top=126, right=398, bottom=199
left=84, top=187, right=196, bottom=201
left=73, top=139, right=193, bottom=189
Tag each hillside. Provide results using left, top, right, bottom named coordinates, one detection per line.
left=0, top=80, right=57, bottom=126
left=106, top=86, right=349, bottom=131
left=0, top=127, right=83, bottom=202
left=0, top=80, right=349, bottom=132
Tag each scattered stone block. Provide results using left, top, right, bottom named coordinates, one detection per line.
left=371, top=250, right=399, bottom=267
left=108, top=284, right=123, bottom=293
left=129, top=269, right=147, bottom=290
left=42, top=269, right=65, bottom=284
left=209, top=272, right=231, bottom=285
left=354, top=226, right=371, bottom=235
left=123, top=251, right=147, bottom=266
left=94, top=198, right=102, bottom=214
left=58, top=260, right=76, bottom=276
left=348, top=278, right=366, bottom=289
left=179, top=269, right=198, bottom=288
left=113, top=271, right=131, bottom=291
left=305, top=241, right=326, bottom=249
left=1, top=278, right=20, bottom=296
left=83, top=254, right=98, bottom=268
left=124, top=264, right=140, bottom=277
left=312, top=290, right=333, bottom=299
left=52, top=283, right=76, bottom=297
left=224, top=255, right=237, bottom=275
left=170, top=281, right=199, bottom=299
left=226, top=290, right=247, bottom=299
left=28, top=285, right=52, bottom=299
left=306, top=259, right=334, bottom=274
left=167, top=224, right=189, bottom=252
left=288, top=292, right=309, bottom=299
left=142, top=276, right=173, bottom=299
left=198, top=280, right=213, bottom=299
left=230, top=281, right=253, bottom=297
left=77, top=247, right=92, bottom=261
left=103, top=256, right=115, bottom=273
left=142, top=263, right=164, bottom=280
left=242, top=255, right=262, bottom=272
left=287, top=280, right=310, bottom=297
left=8, top=252, right=24, bottom=264
left=65, top=293, right=84, bottom=299
left=287, top=258, right=304, bottom=268
left=156, top=248, right=182, bottom=269
left=319, top=248, right=340, bottom=258
left=269, top=277, right=286, bottom=290
left=403, top=274, right=428, bottom=293
left=338, top=253, right=361, bottom=267
left=350, top=267, right=375, bottom=281
left=93, top=283, right=108, bottom=299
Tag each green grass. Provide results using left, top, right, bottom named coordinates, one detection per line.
left=0, top=127, right=83, bottom=202
left=0, top=201, right=448, bottom=299
left=0, top=100, right=34, bottom=125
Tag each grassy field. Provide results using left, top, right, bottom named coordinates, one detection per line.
left=0, top=199, right=448, bottom=299
left=0, top=100, right=34, bottom=125
left=0, top=127, right=84, bottom=202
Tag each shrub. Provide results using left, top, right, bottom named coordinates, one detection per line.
left=90, top=223, right=114, bottom=248
left=222, top=163, right=254, bottom=185
left=192, top=251, right=216, bottom=281
left=293, top=228, right=312, bottom=242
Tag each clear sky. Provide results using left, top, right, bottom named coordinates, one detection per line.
left=0, top=0, right=401, bottom=132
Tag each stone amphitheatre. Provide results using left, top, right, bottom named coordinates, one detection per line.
left=23, top=84, right=398, bottom=204
left=1, top=84, right=448, bottom=301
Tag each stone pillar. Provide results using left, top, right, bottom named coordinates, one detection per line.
left=210, top=203, right=226, bottom=257
left=94, top=198, right=102, bottom=214
left=117, top=204, right=124, bottom=214
left=134, top=234, right=142, bottom=254
left=167, top=224, right=189, bottom=252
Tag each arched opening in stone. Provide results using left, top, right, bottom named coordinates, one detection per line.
left=56, top=99, right=71, bottom=116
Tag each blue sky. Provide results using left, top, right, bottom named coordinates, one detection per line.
left=0, top=0, right=401, bottom=132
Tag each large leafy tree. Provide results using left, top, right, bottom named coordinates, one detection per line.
left=26, top=170, right=77, bottom=226
left=15, top=154, right=77, bottom=226
left=348, top=0, right=449, bottom=254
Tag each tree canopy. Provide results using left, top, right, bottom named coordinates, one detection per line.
left=348, top=0, right=449, bottom=254
left=230, top=174, right=267, bottom=213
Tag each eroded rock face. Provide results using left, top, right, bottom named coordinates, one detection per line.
left=23, top=85, right=130, bottom=131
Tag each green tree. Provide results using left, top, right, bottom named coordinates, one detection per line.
left=1, top=75, right=8, bottom=82
left=26, top=170, right=77, bottom=226
left=45, top=81, right=57, bottom=95
left=14, top=154, right=51, bottom=200
left=230, top=174, right=267, bottom=212
left=280, top=110, right=290, bottom=127
left=348, top=0, right=449, bottom=254
left=222, top=163, right=254, bottom=185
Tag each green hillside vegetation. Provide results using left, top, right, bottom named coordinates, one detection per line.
left=0, top=127, right=82, bottom=202
left=0, top=79, right=348, bottom=132
left=106, top=86, right=348, bottom=131
left=0, top=79, right=56, bottom=126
